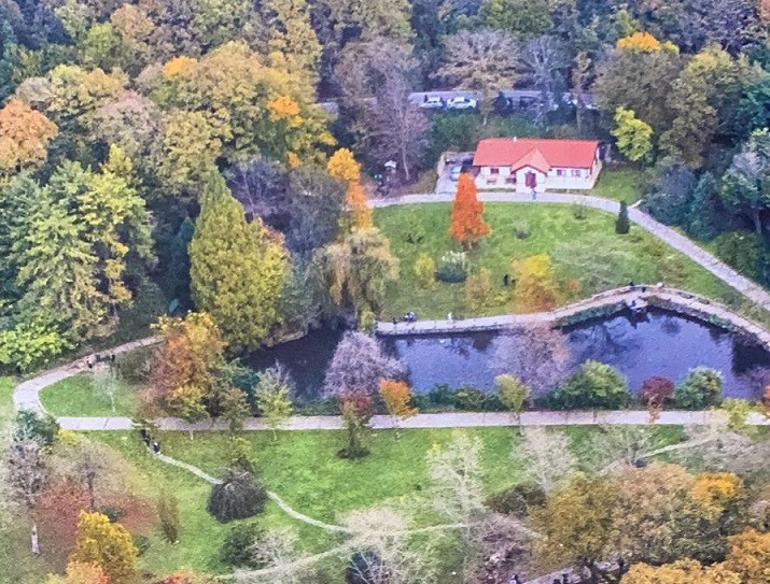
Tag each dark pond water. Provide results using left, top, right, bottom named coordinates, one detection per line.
left=246, top=309, right=770, bottom=401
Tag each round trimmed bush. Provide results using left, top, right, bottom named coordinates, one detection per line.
left=674, top=367, right=723, bottom=409
left=436, top=251, right=469, bottom=283
left=550, top=360, right=629, bottom=409
left=207, top=470, right=267, bottom=523
left=641, top=376, right=675, bottom=405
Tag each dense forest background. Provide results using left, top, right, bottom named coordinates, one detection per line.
left=3, top=0, right=770, bottom=369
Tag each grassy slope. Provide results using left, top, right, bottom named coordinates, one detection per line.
left=89, top=425, right=684, bottom=581
left=39, top=374, right=140, bottom=418
left=590, top=166, right=645, bottom=203
left=376, top=202, right=737, bottom=320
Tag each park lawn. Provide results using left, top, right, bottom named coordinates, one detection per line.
left=589, top=166, right=644, bottom=203
left=39, top=373, right=140, bottom=417
left=89, top=425, right=684, bottom=581
left=375, top=202, right=739, bottom=320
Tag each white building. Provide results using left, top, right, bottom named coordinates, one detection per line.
left=472, top=138, right=602, bottom=193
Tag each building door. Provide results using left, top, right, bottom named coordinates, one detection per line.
left=525, top=171, right=537, bottom=188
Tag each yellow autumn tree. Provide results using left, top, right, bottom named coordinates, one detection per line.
left=723, top=529, right=770, bottom=583
left=327, top=148, right=361, bottom=183
left=617, top=31, right=662, bottom=52
left=70, top=512, right=138, bottom=584
left=346, top=181, right=373, bottom=230
left=327, top=148, right=370, bottom=230
left=379, top=379, right=417, bottom=430
left=0, top=98, right=58, bottom=174
left=689, top=472, right=744, bottom=519
left=513, top=254, right=560, bottom=312
left=621, top=560, right=740, bottom=584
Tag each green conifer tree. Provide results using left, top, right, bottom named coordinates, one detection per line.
left=189, top=174, right=289, bottom=351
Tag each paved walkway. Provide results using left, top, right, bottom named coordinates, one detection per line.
left=377, top=287, right=770, bottom=351
left=52, top=409, right=770, bottom=432
left=12, top=336, right=161, bottom=414
left=371, top=192, right=770, bottom=310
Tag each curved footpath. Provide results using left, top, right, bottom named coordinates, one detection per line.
left=10, top=193, right=770, bottom=429
left=370, top=192, right=770, bottom=310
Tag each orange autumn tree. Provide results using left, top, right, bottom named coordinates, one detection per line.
left=327, top=148, right=372, bottom=230
left=449, top=173, right=489, bottom=248
left=45, top=561, right=110, bottom=584
left=0, top=98, right=58, bottom=174
left=379, top=379, right=417, bottom=431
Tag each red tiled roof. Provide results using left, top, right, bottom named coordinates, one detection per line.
left=472, top=138, right=599, bottom=170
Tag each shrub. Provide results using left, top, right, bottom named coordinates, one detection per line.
left=642, top=162, right=696, bottom=225
left=157, top=491, right=180, bottom=543
left=413, top=253, right=436, bottom=288
left=572, top=201, right=588, bottom=220
left=207, top=470, right=267, bottom=523
left=714, top=231, right=761, bottom=280
left=436, top=251, right=469, bottom=283
left=511, top=220, right=530, bottom=239
left=675, top=367, right=723, bottom=409
left=219, top=523, right=264, bottom=568
left=550, top=361, right=629, bottom=409
left=338, top=391, right=373, bottom=459
left=14, top=409, right=60, bottom=445
left=641, top=376, right=675, bottom=405
left=132, top=534, right=151, bottom=556
left=487, top=483, right=546, bottom=517
left=454, top=386, right=503, bottom=411
left=465, top=268, right=495, bottom=312
left=116, top=348, right=152, bottom=384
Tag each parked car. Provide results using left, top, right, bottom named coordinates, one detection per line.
left=446, top=96, right=478, bottom=110
left=449, top=165, right=463, bottom=181
left=419, top=96, right=445, bottom=110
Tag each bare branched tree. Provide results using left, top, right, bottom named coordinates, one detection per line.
left=491, top=326, right=571, bottom=397
left=513, top=427, right=575, bottom=492
left=427, top=431, right=487, bottom=576
left=521, top=35, right=569, bottom=121
left=5, top=437, right=47, bottom=554
left=438, top=29, right=519, bottom=124
left=49, top=438, right=128, bottom=511
left=343, top=507, right=438, bottom=584
left=243, top=527, right=316, bottom=584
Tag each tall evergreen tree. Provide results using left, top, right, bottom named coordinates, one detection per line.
left=190, top=175, right=289, bottom=351
left=615, top=200, right=630, bottom=234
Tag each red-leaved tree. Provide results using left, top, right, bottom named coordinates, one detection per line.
left=641, top=376, right=675, bottom=406
left=449, top=173, right=489, bottom=248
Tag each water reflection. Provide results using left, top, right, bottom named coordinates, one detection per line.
left=245, top=309, right=770, bottom=401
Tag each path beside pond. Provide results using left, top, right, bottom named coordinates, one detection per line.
left=376, top=286, right=770, bottom=348
left=51, top=409, right=770, bottom=431
left=370, top=192, right=770, bottom=311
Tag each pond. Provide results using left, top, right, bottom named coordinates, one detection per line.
left=246, top=308, right=770, bottom=401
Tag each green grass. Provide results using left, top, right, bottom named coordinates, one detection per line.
left=375, top=202, right=738, bottom=320
left=39, top=373, right=140, bottom=417
left=86, top=425, right=685, bottom=581
left=590, top=165, right=645, bottom=203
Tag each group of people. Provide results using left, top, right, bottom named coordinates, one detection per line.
left=139, top=428, right=161, bottom=455
left=85, top=353, right=116, bottom=369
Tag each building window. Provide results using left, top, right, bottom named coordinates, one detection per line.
left=490, top=167, right=500, bottom=175
left=556, top=169, right=566, bottom=177
left=572, top=169, right=582, bottom=177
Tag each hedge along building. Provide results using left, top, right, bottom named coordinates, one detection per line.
left=472, top=138, right=602, bottom=193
